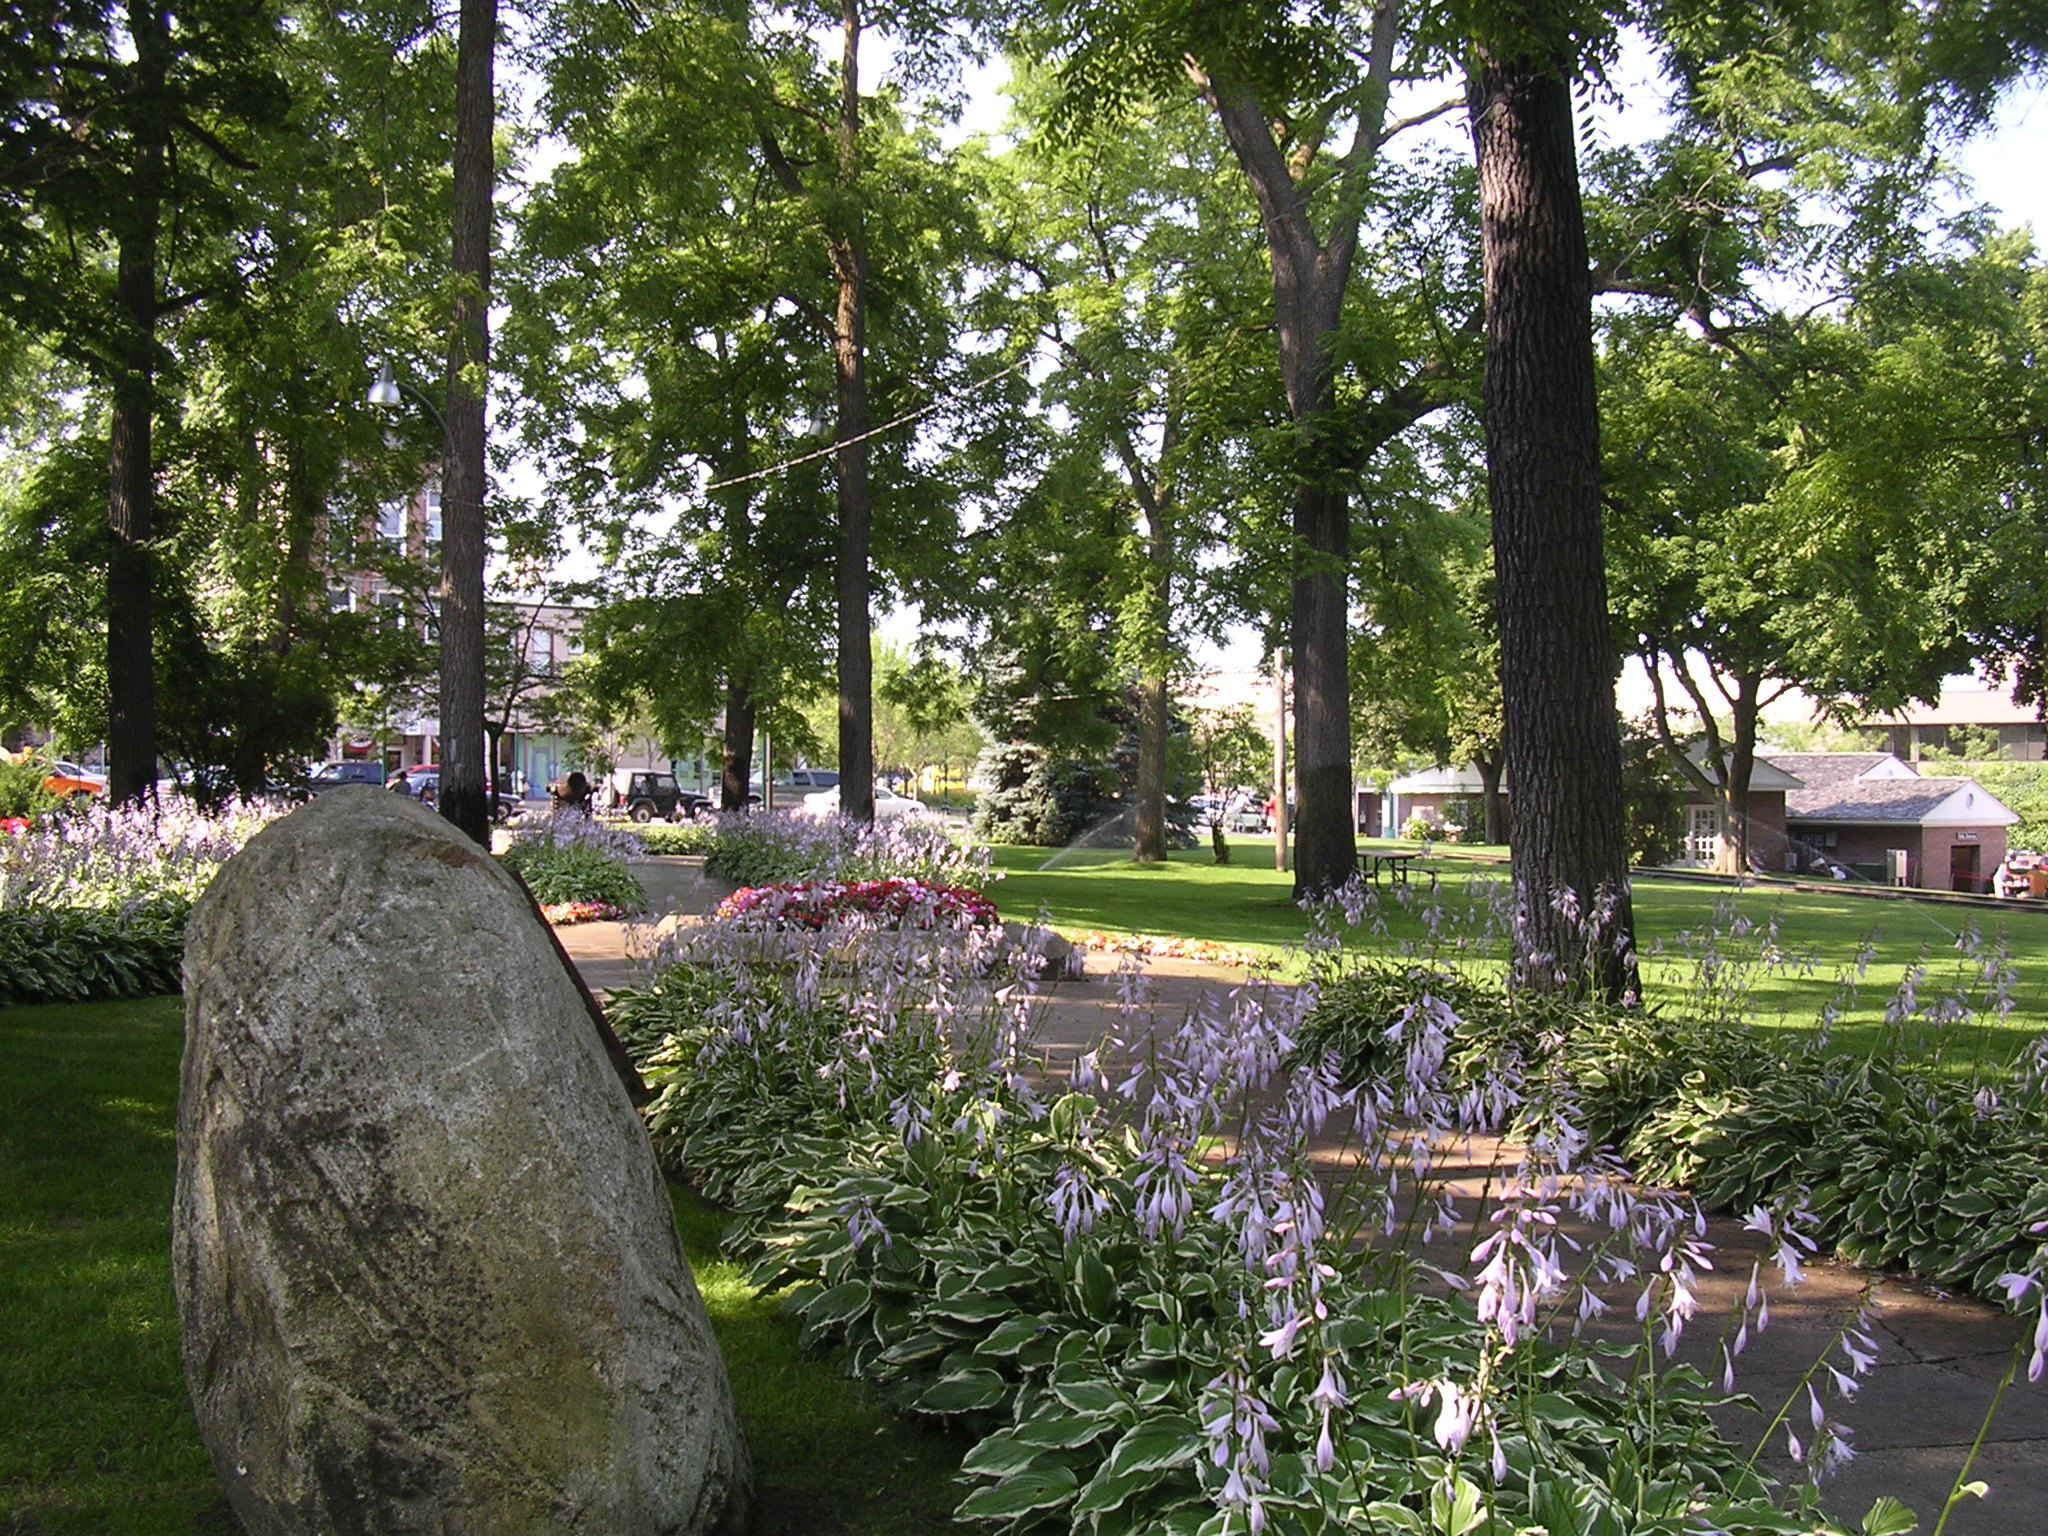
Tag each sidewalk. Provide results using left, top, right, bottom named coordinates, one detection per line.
left=565, top=868, right=2048, bottom=1534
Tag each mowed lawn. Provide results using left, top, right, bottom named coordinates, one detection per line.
left=986, top=840, right=2048, bottom=1062
left=0, top=996, right=964, bottom=1535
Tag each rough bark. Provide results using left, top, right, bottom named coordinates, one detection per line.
left=1476, top=751, right=1505, bottom=845
left=720, top=682, right=756, bottom=811
left=1206, top=69, right=1364, bottom=898
left=830, top=0, right=874, bottom=825
left=1469, top=54, right=1637, bottom=1000
left=438, top=0, right=494, bottom=847
left=104, top=0, right=168, bottom=807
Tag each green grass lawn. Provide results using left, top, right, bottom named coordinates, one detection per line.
left=986, top=839, right=2048, bottom=1064
left=0, top=996, right=963, bottom=1534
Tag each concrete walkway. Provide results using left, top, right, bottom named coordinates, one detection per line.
left=565, top=863, right=2048, bottom=1534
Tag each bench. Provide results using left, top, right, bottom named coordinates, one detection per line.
left=1357, top=850, right=1437, bottom=889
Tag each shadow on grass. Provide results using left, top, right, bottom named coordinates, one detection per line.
left=0, top=995, right=966, bottom=1536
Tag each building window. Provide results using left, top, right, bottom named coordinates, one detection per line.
left=527, top=630, right=557, bottom=676
left=424, top=481, right=442, bottom=544
left=377, top=499, right=406, bottom=543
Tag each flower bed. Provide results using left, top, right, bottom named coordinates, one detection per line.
left=717, top=878, right=999, bottom=931
left=498, top=812, right=646, bottom=911
left=700, top=808, right=992, bottom=891
left=0, top=799, right=282, bottom=1004
left=613, top=905, right=1882, bottom=1536
left=1062, top=928, right=1277, bottom=973
left=540, top=900, right=628, bottom=926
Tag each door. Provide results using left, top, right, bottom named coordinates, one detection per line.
left=1686, top=806, right=1721, bottom=867
left=1950, top=842, right=1981, bottom=894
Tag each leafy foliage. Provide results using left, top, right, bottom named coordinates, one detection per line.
left=497, top=814, right=646, bottom=910
left=613, top=904, right=1875, bottom=1536
left=0, top=901, right=187, bottom=1004
left=0, top=799, right=279, bottom=1003
left=700, top=810, right=990, bottom=891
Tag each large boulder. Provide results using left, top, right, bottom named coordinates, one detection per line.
left=173, top=788, right=749, bottom=1535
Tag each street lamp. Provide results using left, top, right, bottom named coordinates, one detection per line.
left=367, top=360, right=445, bottom=430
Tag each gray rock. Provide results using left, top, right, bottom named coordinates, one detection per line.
left=173, top=788, right=749, bottom=1535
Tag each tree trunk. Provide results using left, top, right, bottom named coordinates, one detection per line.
left=1720, top=671, right=1762, bottom=875
left=1206, top=71, right=1361, bottom=900
left=1133, top=671, right=1169, bottom=862
left=1469, top=52, right=1637, bottom=1001
left=105, top=0, right=168, bottom=807
left=830, top=0, right=874, bottom=825
left=1476, top=752, right=1505, bottom=845
left=720, top=683, right=756, bottom=811
left=438, top=0, right=494, bottom=847
left=1129, top=452, right=1175, bottom=864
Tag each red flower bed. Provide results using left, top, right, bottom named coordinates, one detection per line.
left=541, top=900, right=627, bottom=925
left=716, top=878, right=999, bottom=931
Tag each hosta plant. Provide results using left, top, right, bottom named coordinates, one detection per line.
left=618, top=902, right=1882, bottom=1536
left=716, top=878, right=999, bottom=931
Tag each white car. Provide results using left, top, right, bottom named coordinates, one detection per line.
left=800, top=783, right=927, bottom=821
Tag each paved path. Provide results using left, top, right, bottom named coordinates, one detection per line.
left=566, top=864, right=2048, bottom=1534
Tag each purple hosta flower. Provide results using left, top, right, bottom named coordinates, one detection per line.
left=844, top=1196, right=889, bottom=1251
left=1627, top=1197, right=1715, bottom=1357
left=1202, top=1362, right=1277, bottom=1536
left=889, top=1090, right=931, bottom=1148
left=1133, top=1130, right=1202, bottom=1241
left=1282, top=1051, right=1350, bottom=1145
left=1212, top=1160, right=1278, bottom=1274
left=1741, top=1193, right=1820, bottom=1287
left=1048, top=1161, right=1111, bottom=1242
left=1112, top=946, right=1155, bottom=1014
left=1258, top=1176, right=1334, bottom=1360
left=1470, top=1190, right=1567, bottom=1351
left=1390, top=1377, right=1480, bottom=1455
left=1386, top=993, right=1459, bottom=1121
left=2003, top=1277, right=2048, bottom=1383
left=1307, top=1354, right=1348, bottom=1473
left=1883, top=960, right=1927, bottom=1029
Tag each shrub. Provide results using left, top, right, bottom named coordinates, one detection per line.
left=716, top=879, right=999, bottom=931
left=0, top=799, right=281, bottom=1004
left=615, top=911, right=1873, bottom=1535
left=971, top=742, right=1196, bottom=850
left=498, top=813, right=647, bottom=910
left=0, top=754, right=65, bottom=820
left=635, top=820, right=717, bottom=856
left=0, top=901, right=187, bottom=1004
left=700, top=809, right=990, bottom=891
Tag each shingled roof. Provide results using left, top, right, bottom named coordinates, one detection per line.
left=1764, top=753, right=2017, bottom=827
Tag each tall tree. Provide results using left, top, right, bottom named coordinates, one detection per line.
left=0, top=0, right=287, bottom=801
left=1466, top=11, right=1636, bottom=998
left=1022, top=1, right=1482, bottom=895
left=437, top=0, right=495, bottom=843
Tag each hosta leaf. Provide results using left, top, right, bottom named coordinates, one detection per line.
left=916, top=1369, right=1009, bottom=1415
left=801, top=1280, right=872, bottom=1327
left=956, top=1464, right=1079, bottom=1521
left=1860, top=1494, right=1919, bottom=1535
left=1052, top=1378, right=1128, bottom=1415
left=1014, top=1411, right=1118, bottom=1450
left=1101, top=1416, right=1200, bottom=1477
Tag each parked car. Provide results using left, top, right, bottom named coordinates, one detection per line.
left=41, top=758, right=106, bottom=798
left=390, top=766, right=520, bottom=820
left=306, top=760, right=386, bottom=794
left=799, top=783, right=927, bottom=821
left=595, top=769, right=703, bottom=823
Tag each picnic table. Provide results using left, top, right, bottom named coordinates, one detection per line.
left=1357, top=849, right=1437, bottom=888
